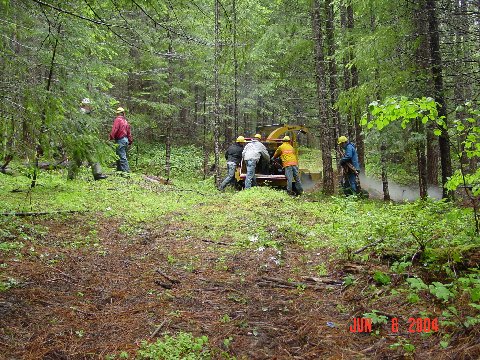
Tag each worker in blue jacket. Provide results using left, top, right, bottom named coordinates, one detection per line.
left=338, top=136, right=360, bottom=194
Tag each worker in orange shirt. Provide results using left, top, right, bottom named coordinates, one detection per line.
left=272, top=135, right=303, bottom=195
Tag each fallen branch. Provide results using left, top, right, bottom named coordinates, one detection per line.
left=150, top=319, right=169, bottom=339
left=156, top=269, right=180, bottom=284
left=143, top=175, right=170, bottom=185
left=69, top=306, right=95, bottom=318
left=342, top=264, right=364, bottom=273
left=154, top=280, right=173, bottom=289
left=257, top=276, right=342, bottom=290
left=302, top=276, right=344, bottom=285
left=37, top=159, right=68, bottom=170
left=0, top=210, right=88, bottom=217
left=201, top=239, right=231, bottom=246
left=353, top=238, right=385, bottom=255
left=260, top=276, right=295, bottom=287
left=257, top=282, right=294, bottom=289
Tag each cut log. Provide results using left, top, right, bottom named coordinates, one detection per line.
left=1, top=210, right=88, bottom=217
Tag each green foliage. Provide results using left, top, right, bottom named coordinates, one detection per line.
left=406, top=277, right=428, bottom=291
left=365, top=98, right=480, bottom=200
left=404, top=271, right=480, bottom=332
left=0, top=277, right=19, bottom=292
left=137, top=332, right=210, bottom=360
left=220, top=314, right=231, bottom=324
left=314, top=263, right=328, bottom=276
left=136, top=144, right=204, bottom=180
left=343, top=275, right=356, bottom=287
left=389, top=338, right=415, bottom=353
left=362, top=96, right=440, bottom=130
left=362, top=310, right=388, bottom=325
left=373, top=271, right=391, bottom=285
left=390, top=260, right=412, bottom=274
left=0, top=241, right=24, bottom=253
left=446, top=101, right=480, bottom=196
left=428, top=282, right=455, bottom=302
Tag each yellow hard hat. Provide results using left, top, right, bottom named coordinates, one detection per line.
left=337, top=136, right=348, bottom=144
left=254, top=134, right=262, bottom=139
left=282, top=135, right=290, bottom=141
left=236, top=136, right=246, bottom=143
left=116, top=107, right=125, bottom=114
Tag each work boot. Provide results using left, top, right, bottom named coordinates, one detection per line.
left=94, top=174, right=108, bottom=180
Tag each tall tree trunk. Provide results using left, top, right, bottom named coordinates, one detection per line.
left=346, top=4, right=365, bottom=173
left=453, top=0, right=472, bottom=171
left=426, top=0, right=453, bottom=199
left=256, top=97, right=263, bottom=129
left=194, top=84, right=199, bottom=131
left=213, top=0, right=221, bottom=186
left=165, top=40, right=174, bottom=181
left=380, top=142, right=391, bottom=201
left=426, top=126, right=439, bottom=185
left=32, top=23, right=61, bottom=188
left=312, top=0, right=334, bottom=194
left=341, top=4, right=355, bottom=152
left=340, top=5, right=349, bottom=140
left=203, top=87, right=208, bottom=180
left=414, top=1, right=439, bottom=186
left=233, top=0, right=239, bottom=137
left=325, top=0, right=339, bottom=150
left=415, top=120, right=428, bottom=199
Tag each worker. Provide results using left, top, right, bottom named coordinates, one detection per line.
left=272, top=135, right=304, bottom=195
left=337, top=135, right=360, bottom=194
left=242, top=134, right=269, bottom=189
left=109, top=107, right=133, bottom=172
left=218, top=136, right=246, bottom=191
left=67, top=98, right=107, bottom=180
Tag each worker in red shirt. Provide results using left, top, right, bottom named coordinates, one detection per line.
left=109, top=107, right=133, bottom=172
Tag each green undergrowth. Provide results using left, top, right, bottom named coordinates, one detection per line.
left=135, top=143, right=206, bottom=181
left=2, top=157, right=479, bottom=355
left=2, top=169, right=478, bottom=268
left=0, top=170, right=212, bottom=223
left=136, top=332, right=211, bottom=360
left=297, top=146, right=322, bottom=173
left=175, top=187, right=478, bottom=268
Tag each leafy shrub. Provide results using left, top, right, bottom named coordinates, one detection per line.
left=137, top=332, right=210, bottom=360
left=373, top=271, right=391, bottom=285
left=136, top=143, right=204, bottom=180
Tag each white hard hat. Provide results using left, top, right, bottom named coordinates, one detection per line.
left=82, top=98, right=91, bottom=104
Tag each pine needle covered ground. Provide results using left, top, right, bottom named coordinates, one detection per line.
left=1, top=165, right=479, bottom=359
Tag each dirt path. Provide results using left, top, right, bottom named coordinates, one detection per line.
left=0, top=214, right=456, bottom=359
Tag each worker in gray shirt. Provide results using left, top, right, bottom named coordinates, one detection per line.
left=242, top=134, right=270, bottom=189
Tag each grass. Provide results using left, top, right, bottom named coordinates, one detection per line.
left=1, top=146, right=479, bottom=358
left=1, top=166, right=477, bottom=260
left=1, top=143, right=478, bottom=270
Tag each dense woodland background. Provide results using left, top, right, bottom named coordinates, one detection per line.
left=1, top=0, right=479, bottom=198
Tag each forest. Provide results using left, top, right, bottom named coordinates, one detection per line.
left=1, top=0, right=479, bottom=359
